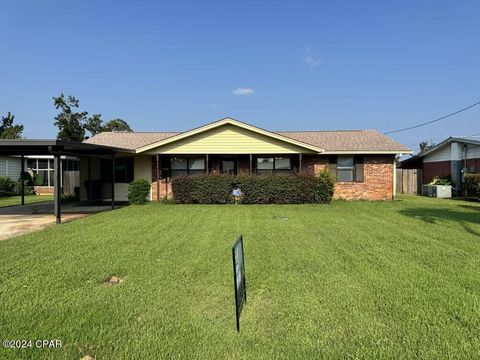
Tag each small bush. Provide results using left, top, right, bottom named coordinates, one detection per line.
left=316, top=168, right=335, bottom=203
left=32, top=173, right=43, bottom=186
left=465, top=174, right=480, bottom=197
left=430, top=175, right=454, bottom=186
left=171, top=172, right=335, bottom=204
left=128, top=179, right=151, bottom=204
left=0, top=176, right=16, bottom=197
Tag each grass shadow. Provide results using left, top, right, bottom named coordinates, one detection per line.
left=398, top=205, right=480, bottom=237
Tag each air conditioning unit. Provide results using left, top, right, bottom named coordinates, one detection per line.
left=422, top=185, right=452, bottom=198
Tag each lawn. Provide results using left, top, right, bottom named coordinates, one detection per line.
left=0, top=196, right=479, bottom=359
left=0, top=195, right=54, bottom=208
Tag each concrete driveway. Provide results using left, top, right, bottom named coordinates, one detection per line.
left=0, top=201, right=117, bottom=240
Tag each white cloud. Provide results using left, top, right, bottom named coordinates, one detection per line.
left=304, top=55, right=320, bottom=67
left=232, top=87, right=255, bottom=96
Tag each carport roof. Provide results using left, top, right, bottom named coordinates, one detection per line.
left=0, top=139, right=133, bottom=156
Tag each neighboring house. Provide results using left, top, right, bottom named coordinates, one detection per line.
left=83, top=118, right=411, bottom=201
left=400, top=137, right=480, bottom=194
left=0, top=155, right=79, bottom=195
left=0, top=156, right=22, bottom=180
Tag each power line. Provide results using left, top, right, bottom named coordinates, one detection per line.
left=384, top=100, right=480, bottom=134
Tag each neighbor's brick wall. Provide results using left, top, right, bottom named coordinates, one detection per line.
left=423, top=161, right=451, bottom=184
left=302, top=155, right=395, bottom=200
left=33, top=186, right=55, bottom=195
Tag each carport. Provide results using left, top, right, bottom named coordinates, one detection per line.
left=0, top=140, right=133, bottom=224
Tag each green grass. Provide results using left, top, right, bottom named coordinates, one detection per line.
left=0, top=196, right=479, bottom=359
left=0, top=195, right=54, bottom=208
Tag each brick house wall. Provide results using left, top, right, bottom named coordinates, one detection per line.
left=302, top=154, right=394, bottom=200
left=33, top=186, right=55, bottom=195
left=423, top=161, right=451, bottom=184
left=150, top=154, right=395, bottom=201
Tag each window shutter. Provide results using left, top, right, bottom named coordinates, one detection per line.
left=355, top=156, right=364, bottom=182
left=329, top=156, right=337, bottom=180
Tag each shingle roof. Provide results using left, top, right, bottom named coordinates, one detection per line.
left=276, top=130, right=410, bottom=152
left=84, top=128, right=410, bottom=153
left=84, top=132, right=180, bottom=150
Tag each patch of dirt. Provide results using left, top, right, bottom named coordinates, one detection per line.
left=80, top=356, right=95, bottom=360
left=104, top=275, right=124, bottom=285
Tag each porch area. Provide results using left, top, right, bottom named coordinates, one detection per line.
left=150, top=153, right=306, bottom=200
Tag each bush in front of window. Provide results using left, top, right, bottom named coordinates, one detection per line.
left=465, top=174, right=480, bottom=198
left=128, top=179, right=151, bottom=205
left=171, top=172, right=335, bottom=204
left=0, top=176, right=16, bottom=197
left=172, top=174, right=233, bottom=204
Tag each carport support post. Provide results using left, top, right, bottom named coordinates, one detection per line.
left=111, top=155, right=115, bottom=210
left=54, top=153, right=62, bottom=224
left=20, top=155, right=25, bottom=205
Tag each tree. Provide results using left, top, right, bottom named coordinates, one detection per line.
left=419, top=141, right=435, bottom=153
left=0, top=112, right=24, bottom=139
left=53, top=94, right=105, bottom=141
left=103, top=118, right=133, bottom=132
left=53, top=94, right=133, bottom=141
left=53, top=94, right=88, bottom=141
left=84, top=113, right=104, bottom=136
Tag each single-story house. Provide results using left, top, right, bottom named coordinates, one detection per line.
left=0, top=155, right=79, bottom=195
left=400, top=137, right=480, bottom=194
left=82, top=118, right=411, bottom=201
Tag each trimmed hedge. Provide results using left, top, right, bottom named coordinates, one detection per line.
left=128, top=179, right=151, bottom=205
left=171, top=169, right=335, bottom=204
left=465, top=174, right=480, bottom=198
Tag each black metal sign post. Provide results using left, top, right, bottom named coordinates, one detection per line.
left=232, top=235, right=246, bottom=332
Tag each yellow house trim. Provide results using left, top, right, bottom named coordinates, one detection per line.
left=135, top=118, right=324, bottom=154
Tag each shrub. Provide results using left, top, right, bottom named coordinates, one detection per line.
left=465, top=174, right=480, bottom=197
left=430, top=175, right=454, bottom=186
left=128, top=179, right=151, bottom=204
left=0, top=176, right=16, bottom=197
left=171, top=172, right=335, bottom=204
left=316, top=168, right=335, bottom=203
left=172, top=174, right=233, bottom=204
left=32, top=173, right=43, bottom=186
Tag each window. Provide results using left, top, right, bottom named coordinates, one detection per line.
left=27, top=158, right=54, bottom=186
left=62, top=159, right=80, bottom=171
left=274, top=157, right=291, bottom=173
left=171, top=156, right=205, bottom=177
left=100, top=157, right=134, bottom=183
left=336, top=156, right=355, bottom=182
left=256, top=156, right=291, bottom=174
left=26, top=157, right=80, bottom=187
left=256, top=157, right=274, bottom=174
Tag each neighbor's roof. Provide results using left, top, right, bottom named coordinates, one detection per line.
left=416, top=136, right=480, bottom=157
left=84, top=118, right=411, bottom=154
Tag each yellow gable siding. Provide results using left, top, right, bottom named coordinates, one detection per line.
left=144, top=124, right=315, bottom=154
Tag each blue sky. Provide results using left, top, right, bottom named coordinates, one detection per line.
left=0, top=0, right=478, bottom=151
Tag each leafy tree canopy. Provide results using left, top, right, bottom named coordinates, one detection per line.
left=103, top=118, right=133, bottom=132
left=53, top=94, right=133, bottom=141
left=0, top=112, right=24, bottom=139
left=419, top=141, right=435, bottom=153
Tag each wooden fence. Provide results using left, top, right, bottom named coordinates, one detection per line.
left=63, top=171, right=80, bottom=196
left=396, top=169, right=423, bottom=195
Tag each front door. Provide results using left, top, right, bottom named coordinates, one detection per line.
left=220, top=158, right=237, bottom=175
